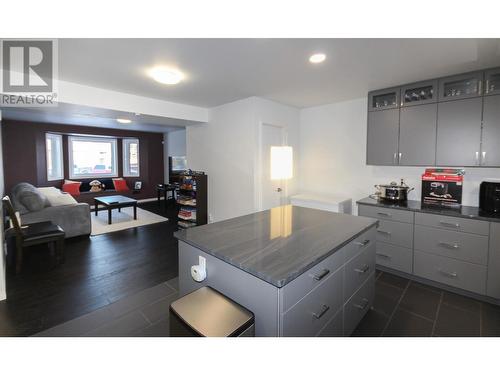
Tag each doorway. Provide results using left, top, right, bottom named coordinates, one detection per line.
left=258, top=123, right=287, bottom=211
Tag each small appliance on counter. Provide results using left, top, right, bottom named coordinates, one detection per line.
left=373, top=179, right=414, bottom=202
left=480, top=180, right=500, bottom=213
left=422, top=168, right=464, bottom=206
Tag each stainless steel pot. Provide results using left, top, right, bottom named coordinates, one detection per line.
left=374, top=179, right=414, bottom=202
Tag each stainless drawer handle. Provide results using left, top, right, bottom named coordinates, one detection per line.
left=377, top=212, right=391, bottom=217
left=438, top=241, right=460, bottom=249
left=354, top=264, right=370, bottom=274
left=376, top=252, right=392, bottom=259
left=353, top=298, right=369, bottom=310
left=312, top=304, right=330, bottom=319
left=312, top=269, right=330, bottom=281
left=439, top=221, right=460, bottom=228
left=354, top=239, right=371, bottom=247
left=439, top=269, right=458, bottom=278
left=377, top=229, right=391, bottom=236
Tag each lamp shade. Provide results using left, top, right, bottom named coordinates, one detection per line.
left=270, top=146, right=293, bottom=180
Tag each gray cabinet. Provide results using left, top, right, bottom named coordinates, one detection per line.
left=399, top=104, right=437, bottom=166
left=436, top=98, right=483, bottom=166
left=480, top=95, right=500, bottom=166
left=487, top=222, right=500, bottom=299
left=368, top=87, right=400, bottom=111
left=485, top=68, right=500, bottom=96
left=438, top=71, right=483, bottom=102
left=366, top=109, right=400, bottom=165
left=401, top=80, right=438, bottom=107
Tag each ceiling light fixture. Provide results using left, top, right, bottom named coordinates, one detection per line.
left=148, top=66, right=184, bottom=85
left=116, top=118, right=132, bottom=124
left=309, top=53, right=326, bottom=64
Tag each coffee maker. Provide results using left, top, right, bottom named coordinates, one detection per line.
left=479, top=181, right=500, bottom=213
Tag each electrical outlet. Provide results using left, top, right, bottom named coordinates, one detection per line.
left=209, top=214, right=214, bottom=223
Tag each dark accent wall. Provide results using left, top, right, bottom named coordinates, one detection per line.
left=2, top=120, right=164, bottom=201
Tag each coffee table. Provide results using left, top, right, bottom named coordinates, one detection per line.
left=94, top=195, right=138, bottom=225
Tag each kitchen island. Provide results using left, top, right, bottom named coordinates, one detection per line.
left=174, top=205, right=378, bottom=336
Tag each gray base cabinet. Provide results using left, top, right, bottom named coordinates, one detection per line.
left=178, top=227, right=376, bottom=337
left=359, top=203, right=500, bottom=302
left=436, top=98, right=482, bottom=166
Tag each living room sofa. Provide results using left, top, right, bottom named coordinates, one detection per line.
left=10, top=182, right=91, bottom=238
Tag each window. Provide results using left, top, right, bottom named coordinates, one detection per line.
left=46, top=133, right=64, bottom=181
left=123, top=138, right=140, bottom=177
left=68, top=136, right=118, bottom=179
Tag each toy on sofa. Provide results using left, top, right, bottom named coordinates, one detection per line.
left=89, top=180, right=104, bottom=193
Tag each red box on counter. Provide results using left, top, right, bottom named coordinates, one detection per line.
left=421, top=168, right=464, bottom=206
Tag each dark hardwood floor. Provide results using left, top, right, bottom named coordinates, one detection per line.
left=0, top=200, right=179, bottom=337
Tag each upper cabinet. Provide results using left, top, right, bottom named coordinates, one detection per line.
left=368, top=87, right=400, bottom=111
left=401, top=80, right=438, bottom=107
left=485, top=68, right=500, bottom=96
left=438, top=71, right=483, bottom=102
left=366, top=109, right=400, bottom=165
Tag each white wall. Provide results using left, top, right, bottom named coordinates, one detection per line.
left=299, top=97, right=500, bottom=214
left=167, top=129, right=187, bottom=157
left=0, top=109, right=6, bottom=300
left=187, top=97, right=300, bottom=222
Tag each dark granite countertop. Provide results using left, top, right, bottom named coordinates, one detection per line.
left=357, top=197, right=500, bottom=223
left=174, top=205, right=378, bottom=288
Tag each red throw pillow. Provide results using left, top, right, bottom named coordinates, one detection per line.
left=113, top=178, right=129, bottom=192
left=62, top=182, right=81, bottom=196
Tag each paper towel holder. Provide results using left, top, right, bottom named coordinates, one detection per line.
left=191, top=255, right=207, bottom=282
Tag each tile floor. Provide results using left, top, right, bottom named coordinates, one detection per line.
left=36, top=270, right=500, bottom=337
left=353, top=270, right=500, bottom=337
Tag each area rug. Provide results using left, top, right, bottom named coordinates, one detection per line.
left=91, top=207, right=168, bottom=236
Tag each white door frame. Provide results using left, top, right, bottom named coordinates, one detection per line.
left=254, top=121, right=288, bottom=212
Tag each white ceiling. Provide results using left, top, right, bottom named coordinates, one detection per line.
left=58, top=38, right=500, bottom=108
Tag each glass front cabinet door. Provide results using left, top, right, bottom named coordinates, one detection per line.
left=400, top=80, right=438, bottom=107
left=439, top=71, right=484, bottom=101
left=485, top=68, right=500, bottom=96
left=368, top=87, right=400, bottom=111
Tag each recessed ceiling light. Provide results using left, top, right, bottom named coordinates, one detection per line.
left=148, top=66, right=184, bottom=85
left=116, top=118, right=132, bottom=124
left=309, top=53, right=326, bottom=64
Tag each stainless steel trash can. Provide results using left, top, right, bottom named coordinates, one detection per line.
left=169, top=286, right=255, bottom=337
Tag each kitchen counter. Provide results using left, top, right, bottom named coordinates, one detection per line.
left=357, top=197, right=500, bottom=223
left=175, top=205, right=377, bottom=288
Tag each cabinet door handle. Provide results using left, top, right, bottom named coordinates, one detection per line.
left=486, top=79, right=490, bottom=94
left=482, top=151, right=487, bottom=164
left=312, top=304, right=330, bottom=319
left=354, top=298, right=369, bottom=310
left=376, top=252, right=392, bottom=259
left=438, top=241, right=460, bottom=249
left=393, top=153, right=398, bottom=164
left=354, top=239, right=370, bottom=247
left=399, top=152, right=402, bottom=162
left=478, top=79, right=483, bottom=95
left=377, top=212, right=391, bottom=217
left=439, top=220, right=460, bottom=228
left=312, top=268, right=330, bottom=281
left=354, top=264, right=370, bottom=274
left=377, top=229, right=391, bottom=236
left=475, top=151, right=480, bottom=165
left=439, top=269, right=458, bottom=278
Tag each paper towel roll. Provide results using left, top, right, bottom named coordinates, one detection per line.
left=191, top=264, right=206, bottom=282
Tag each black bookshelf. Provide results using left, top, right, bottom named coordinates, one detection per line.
left=176, top=174, right=208, bottom=229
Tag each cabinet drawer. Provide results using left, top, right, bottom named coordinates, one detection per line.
left=375, top=242, right=413, bottom=274
left=344, top=244, right=376, bottom=301
left=414, top=225, right=488, bottom=265
left=282, top=245, right=345, bottom=312
left=344, top=227, right=376, bottom=263
left=376, top=219, right=414, bottom=248
left=317, top=309, right=343, bottom=337
left=415, top=212, right=489, bottom=236
left=359, top=205, right=414, bottom=224
left=282, top=268, right=343, bottom=337
left=413, top=250, right=487, bottom=295
left=343, top=273, right=375, bottom=336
